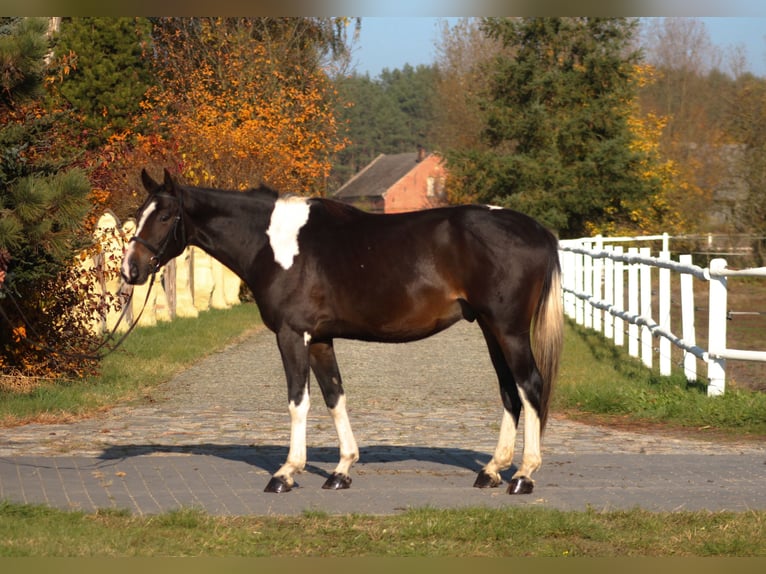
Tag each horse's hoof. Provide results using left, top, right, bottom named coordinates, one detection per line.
left=322, top=472, right=352, bottom=490
left=264, top=476, right=292, bottom=493
left=473, top=470, right=502, bottom=489
left=507, top=476, right=534, bottom=495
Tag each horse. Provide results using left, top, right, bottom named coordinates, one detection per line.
left=121, top=168, right=563, bottom=495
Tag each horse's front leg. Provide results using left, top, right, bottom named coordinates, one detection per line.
left=310, top=340, right=359, bottom=490
left=264, top=328, right=311, bottom=493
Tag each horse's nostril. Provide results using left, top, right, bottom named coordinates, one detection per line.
left=127, top=262, right=140, bottom=284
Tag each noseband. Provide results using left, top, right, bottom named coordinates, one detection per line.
left=130, top=192, right=186, bottom=272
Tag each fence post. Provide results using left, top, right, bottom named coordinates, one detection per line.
left=574, top=245, right=584, bottom=326
left=613, top=246, right=624, bottom=347
left=603, top=245, right=614, bottom=340
left=679, top=254, right=697, bottom=382
left=592, top=236, right=603, bottom=333
left=707, top=258, right=728, bottom=396
left=562, top=249, right=576, bottom=319
left=583, top=241, right=593, bottom=329
left=639, top=247, right=653, bottom=369
left=627, top=247, right=639, bottom=358
left=658, top=250, right=671, bottom=376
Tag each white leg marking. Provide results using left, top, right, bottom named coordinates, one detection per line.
left=121, top=200, right=157, bottom=278
left=515, top=387, right=542, bottom=479
left=330, top=394, right=359, bottom=476
left=275, top=387, right=310, bottom=485
left=266, top=196, right=311, bottom=270
left=484, top=409, right=517, bottom=479
left=304, top=332, right=312, bottom=346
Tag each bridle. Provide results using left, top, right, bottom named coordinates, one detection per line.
left=129, top=192, right=187, bottom=273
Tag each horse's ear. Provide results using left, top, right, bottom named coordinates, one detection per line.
left=141, top=169, right=158, bottom=193
left=163, top=168, right=178, bottom=196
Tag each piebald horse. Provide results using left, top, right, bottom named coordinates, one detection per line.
left=121, top=169, right=563, bottom=495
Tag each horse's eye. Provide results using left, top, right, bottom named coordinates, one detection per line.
left=160, top=213, right=171, bottom=223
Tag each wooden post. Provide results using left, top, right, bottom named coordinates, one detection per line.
left=613, top=246, right=624, bottom=347
left=592, top=236, right=603, bottom=333
left=603, top=246, right=614, bottom=340
left=584, top=241, right=593, bottom=329
left=659, top=250, right=671, bottom=376
left=627, top=247, right=639, bottom=358
left=640, top=247, right=653, bottom=369
left=574, top=246, right=584, bottom=326
left=679, top=254, right=697, bottom=382
left=707, top=258, right=727, bottom=396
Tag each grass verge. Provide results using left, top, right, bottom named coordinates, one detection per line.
left=554, top=321, right=766, bottom=439
left=0, top=502, right=764, bottom=557
left=2, top=306, right=765, bottom=439
left=0, top=303, right=263, bottom=426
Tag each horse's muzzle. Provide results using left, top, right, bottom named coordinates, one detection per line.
left=121, top=260, right=146, bottom=285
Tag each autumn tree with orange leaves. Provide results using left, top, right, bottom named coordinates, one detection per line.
left=137, top=17, right=352, bottom=196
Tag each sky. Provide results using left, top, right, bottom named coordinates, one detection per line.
left=350, top=17, right=766, bottom=78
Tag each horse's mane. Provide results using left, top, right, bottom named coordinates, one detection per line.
left=242, top=183, right=280, bottom=199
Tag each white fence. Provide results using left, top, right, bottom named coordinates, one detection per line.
left=559, top=234, right=766, bottom=396
left=83, top=212, right=243, bottom=335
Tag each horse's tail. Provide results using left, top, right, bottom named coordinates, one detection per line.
left=532, top=248, right=563, bottom=433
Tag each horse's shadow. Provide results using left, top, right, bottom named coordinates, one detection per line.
left=96, top=443, right=518, bottom=482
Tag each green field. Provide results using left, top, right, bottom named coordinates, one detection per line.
left=1, top=303, right=765, bottom=557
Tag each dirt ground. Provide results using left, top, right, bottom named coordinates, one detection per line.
left=677, top=276, right=766, bottom=393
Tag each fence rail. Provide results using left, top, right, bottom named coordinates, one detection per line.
left=559, top=235, right=766, bottom=396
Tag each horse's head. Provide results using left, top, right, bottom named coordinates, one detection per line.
left=121, top=168, right=187, bottom=285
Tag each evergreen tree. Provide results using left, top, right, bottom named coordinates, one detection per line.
left=378, top=64, right=439, bottom=149
left=0, top=17, right=97, bottom=377
left=332, top=64, right=439, bottom=190
left=0, top=17, right=48, bottom=107
left=50, top=17, right=153, bottom=147
left=446, top=17, right=655, bottom=237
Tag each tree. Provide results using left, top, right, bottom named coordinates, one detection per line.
left=639, top=18, right=728, bottom=230
left=727, top=73, right=766, bottom=262
left=0, top=17, right=48, bottom=106
left=137, top=17, right=352, bottom=195
left=431, top=17, right=504, bottom=152
left=332, top=64, right=439, bottom=188
left=445, top=17, right=663, bottom=238
left=48, top=17, right=154, bottom=148
left=0, top=18, right=99, bottom=377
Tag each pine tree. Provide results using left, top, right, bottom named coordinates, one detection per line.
left=50, top=17, right=153, bottom=147
left=0, top=17, right=97, bottom=377
left=332, top=65, right=439, bottom=190
left=0, top=17, right=48, bottom=107
left=446, top=17, right=657, bottom=238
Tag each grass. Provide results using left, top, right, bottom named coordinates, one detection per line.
left=2, top=303, right=766, bottom=557
left=554, top=321, right=766, bottom=439
left=0, top=303, right=263, bottom=426
left=2, top=301, right=765, bottom=439
left=0, top=502, right=764, bottom=557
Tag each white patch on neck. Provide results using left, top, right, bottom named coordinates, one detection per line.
left=121, top=200, right=157, bottom=278
left=266, top=196, right=311, bottom=270
left=487, top=204, right=503, bottom=210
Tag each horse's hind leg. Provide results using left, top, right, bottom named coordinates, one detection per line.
left=502, top=331, right=545, bottom=495
left=310, top=340, right=359, bottom=490
left=474, top=322, right=522, bottom=489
